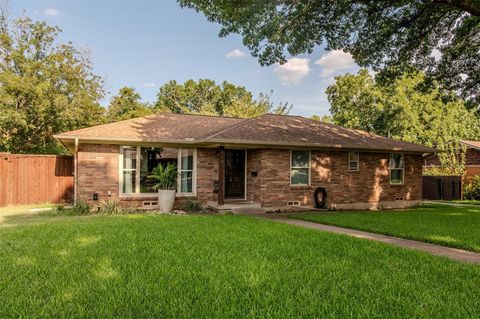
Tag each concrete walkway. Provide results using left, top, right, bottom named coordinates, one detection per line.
left=235, top=208, right=480, bottom=264
left=424, top=200, right=480, bottom=208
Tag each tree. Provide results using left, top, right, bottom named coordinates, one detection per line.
left=179, top=0, right=480, bottom=108
left=0, top=13, right=105, bottom=154
left=326, top=69, right=480, bottom=148
left=424, top=142, right=466, bottom=176
left=310, top=114, right=334, bottom=123
left=107, top=87, right=153, bottom=121
left=154, top=79, right=290, bottom=118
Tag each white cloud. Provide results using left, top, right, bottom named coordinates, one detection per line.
left=315, top=50, right=356, bottom=78
left=141, top=82, right=156, bottom=88
left=273, top=58, right=311, bottom=85
left=225, top=49, right=246, bottom=59
left=43, top=8, right=59, bottom=17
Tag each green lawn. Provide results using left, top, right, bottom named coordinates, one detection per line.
left=290, top=204, right=480, bottom=252
left=1, top=209, right=480, bottom=317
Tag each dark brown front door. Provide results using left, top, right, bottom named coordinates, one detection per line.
left=224, top=149, right=245, bottom=199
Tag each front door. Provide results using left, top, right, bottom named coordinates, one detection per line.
left=224, top=149, right=245, bottom=199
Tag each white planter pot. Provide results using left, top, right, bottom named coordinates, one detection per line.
left=158, top=189, right=176, bottom=212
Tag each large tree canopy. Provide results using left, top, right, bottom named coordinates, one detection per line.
left=0, top=14, right=105, bottom=154
left=326, top=69, right=479, bottom=148
left=180, top=0, right=480, bottom=108
left=107, top=87, right=153, bottom=122
left=154, top=79, right=290, bottom=118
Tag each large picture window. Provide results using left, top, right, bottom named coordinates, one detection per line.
left=291, top=150, right=310, bottom=185
left=389, top=154, right=404, bottom=185
left=120, top=146, right=196, bottom=195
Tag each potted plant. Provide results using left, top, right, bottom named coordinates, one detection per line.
left=149, top=163, right=177, bottom=212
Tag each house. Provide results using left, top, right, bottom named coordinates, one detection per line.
left=54, top=113, right=435, bottom=210
left=424, top=140, right=480, bottom=180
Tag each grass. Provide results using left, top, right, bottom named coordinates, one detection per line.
left=1, top=208, right=480, bottom=317
left=289, top=204, right=480, bottom=252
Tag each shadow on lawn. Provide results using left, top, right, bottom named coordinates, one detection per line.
left=0, top=209, right=82, bottom=228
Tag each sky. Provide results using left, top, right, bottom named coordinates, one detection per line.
left=9, top=1, right=362, bottom=117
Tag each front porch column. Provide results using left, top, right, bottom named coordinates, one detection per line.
left=218, top=146, right=225, bottom=205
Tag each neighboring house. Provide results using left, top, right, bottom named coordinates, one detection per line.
left=54, top=113, right=435, bottom=210
left=424, top=140, right=480, bottom=180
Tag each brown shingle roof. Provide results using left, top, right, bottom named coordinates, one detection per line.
left=56, top=113, right=243, bottom=141
left=205, top=114, right=435, bottom=153
left=55, top=112, right=435, bottom=153
left=460, top=140, right=480, bottom=150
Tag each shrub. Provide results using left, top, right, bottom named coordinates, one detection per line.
left=122, top=202, right=140, bottom=214
left=464, top=176, right=480, bottom=200
left=180, top=199, right=203, bottom=213
left=73, top=198, right=91, bottom=215
left=148, top=163, right=177, bottom=190
left=99, top=198, right=123, bottom=215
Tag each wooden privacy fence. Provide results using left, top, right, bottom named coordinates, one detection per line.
left=422, top=176, right=462, bottom=200
left=0, top=153, right=74, bottom=206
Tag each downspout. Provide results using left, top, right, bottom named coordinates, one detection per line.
left=74, top=138, right=79, bottom=204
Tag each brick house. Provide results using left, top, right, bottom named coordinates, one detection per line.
left=424, top=140, right=480, bottom=180
left=55, top=113, right=435, bottom=210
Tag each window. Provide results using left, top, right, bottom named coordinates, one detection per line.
left=179, top=149, right=194, bottom=194
left=122, top=146, right=137, bottom=193
left=140, top=147, right=168, bottom=193
left=349, top=152, right=359, bottom=171
left=389, top=154, right=404, bottom=184
left=291, top=150, right=310, bottom=185
left=120, top=146, right=196, bottom=195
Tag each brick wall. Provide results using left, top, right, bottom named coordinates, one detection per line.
left=77, top=144, right=218, bottom=207
left=77, top=144, right=119, bottom=203
left=465, top=148, right=480, bottom=180
left=196, top=148, right=218, bottom=203
left=246, top=149, right=261, bottom=202
left=77, top=144, right=422, bottom=209
left=246, top=149, right=422, bottom=209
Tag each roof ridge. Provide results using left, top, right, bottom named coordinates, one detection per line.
left=203, top=115, right=262, bottom=140
left=163, top=112, right=243, bottom=120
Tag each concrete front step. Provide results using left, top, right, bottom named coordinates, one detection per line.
left=206, top=201, right=261, bottom=211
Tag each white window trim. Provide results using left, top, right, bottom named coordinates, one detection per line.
left=119, top=146, right=197, bottom=197
left=177, top=149, right=197, bottom=196
left=348, top=151, right=359, bottom=171
left=290, top=150, right=311, bottom=186
left=118, top=146, right=139, bottom=195
left=389, top=153, right=405, bottom=185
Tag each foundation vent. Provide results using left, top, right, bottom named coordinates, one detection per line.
left=143, top=201, right=158, bottom=208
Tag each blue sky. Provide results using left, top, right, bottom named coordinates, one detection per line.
left=10, top=1, right=362, bottom=117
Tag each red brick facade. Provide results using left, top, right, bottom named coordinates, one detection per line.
left=77, top=144, right=423, bottom=209
left=77, top=144, right=120, bottom=202
left=245, top=149, right=422, bottom=209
